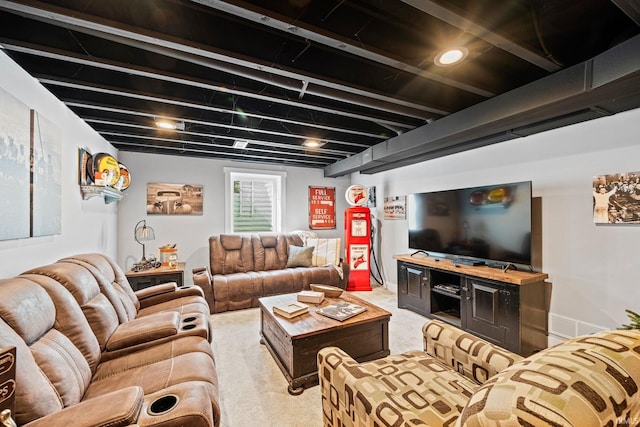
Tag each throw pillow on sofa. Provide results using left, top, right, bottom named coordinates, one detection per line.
left=306, top=238, right=341, bottom=266
left=286, top=245, right=315, bottom=267
left=291, top=230, right=319, bottom=246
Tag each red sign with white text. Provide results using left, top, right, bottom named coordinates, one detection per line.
left=309, top=186, right=336, bottom=229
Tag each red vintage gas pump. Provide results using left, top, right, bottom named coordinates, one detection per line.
left=344, top=185, right=372, bottom=291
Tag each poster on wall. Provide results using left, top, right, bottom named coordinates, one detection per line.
left=0, top=87, right=30, bottom=241
left=31, top=110, right=62, bottom=237
left=366, top=186, right=376, bottom=207
left=384, top=196, right=406, bottom=220
left=593, top=171, right=640, bottom=224
left=147, top=183, right=203, bottom=215
left=309, top=186, right=336, bottom=229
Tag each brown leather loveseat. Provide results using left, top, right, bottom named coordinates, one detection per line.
left=0, top=253, right=220, bottom=427
left=193, top=233, right=348, bottom=313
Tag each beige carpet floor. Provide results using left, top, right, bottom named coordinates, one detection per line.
left=210, top=285, right=428, bottom=427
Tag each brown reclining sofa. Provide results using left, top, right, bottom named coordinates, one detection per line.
left=0, top=253, right=220, bottom=427
left=193, top=233, right=348, bottom=313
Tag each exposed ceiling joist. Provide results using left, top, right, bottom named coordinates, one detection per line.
left=0, top=0, right=637, bottom=171
left=89, top=119, right=353, bottom=157
left=65, top=101, right=371, bottom=147
left=38, top=76, right=409, bottom=137
left=0, top=0, right=444, bottom=117
left=611, top=0, right=640, bottom=26
left=191, top=0, right=495, bottom=97
left=400, top=0, right=562, bottom=72
left=0, top=40, right=426, bottom=126
left=325, top=34, right=640, bottom=177
left=114, top=138, right=333, bottom=166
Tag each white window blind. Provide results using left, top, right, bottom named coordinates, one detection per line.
left=226, top=169, right=284, bottom=233
left=234, top=179, right=274, bottom=232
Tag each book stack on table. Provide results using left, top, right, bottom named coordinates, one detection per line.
left=273, top=302, right=309, bottom=319
left=296, top=290, right=324, bottom=304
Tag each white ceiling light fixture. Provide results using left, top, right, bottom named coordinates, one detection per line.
left=155, top=118, right=185, bottom=131
left=434, top=47, right=468, bottom=66
left=302, top=138, right=325, bottom=148
left=233, top=139, right=249, bottom=149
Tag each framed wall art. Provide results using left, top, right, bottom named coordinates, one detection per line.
left=384, top=196, right=406, bottom=220
left=147, top=183, right=203, bottom=215
left=593, top=171, right=640, bottom=224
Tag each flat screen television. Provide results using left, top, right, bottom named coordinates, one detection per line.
left=408, top=181, right=532, bottom=267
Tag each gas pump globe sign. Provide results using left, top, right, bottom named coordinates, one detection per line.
left=344, top=185, right=372, bottom=291
left=345, top=185, right=369, bottom=206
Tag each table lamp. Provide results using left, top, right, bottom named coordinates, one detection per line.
left=134, top=220, right=155, bottom=263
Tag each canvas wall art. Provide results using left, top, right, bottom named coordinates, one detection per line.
left=0, top=88, right=31, bottom=240
left=31, top=110, right=62, bottom=236
left=147, top=183, right=203, bottom=215
left=593, top=171, right=640, bottom=224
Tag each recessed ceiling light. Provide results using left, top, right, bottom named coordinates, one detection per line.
left=155, top=119, right=185, bottom=131
left=233, top=139, right=249, bottom=149
left=303, top=139, right=324, bottom=148
left=434, top=47, right=468, bottom=66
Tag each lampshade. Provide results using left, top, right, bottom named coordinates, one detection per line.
left=134, top=220, right=155, bottom=263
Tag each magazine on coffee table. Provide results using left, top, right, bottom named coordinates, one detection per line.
left=317, top=301, right=367, bottom=321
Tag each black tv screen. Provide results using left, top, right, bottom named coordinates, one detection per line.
left=408, top=181, right=532, bottom=266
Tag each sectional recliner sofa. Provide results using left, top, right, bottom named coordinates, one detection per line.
left=193, top=232, right=348, bottom=313
left=0, top=253, right=220, bottom=427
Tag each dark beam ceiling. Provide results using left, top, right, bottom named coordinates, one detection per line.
left=0, top=0, right=638, bottom=176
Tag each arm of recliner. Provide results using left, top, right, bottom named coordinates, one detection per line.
left=106, top=312, right=180, bottom=351
left=422, top=319, right=523, bottom=384
left=135, top=282, right=204, bottom=309
left=318, top=347, right=423, bottom=427
left=25, top=386, right=144, bottom=427
left=192, top=267, right=215, bottom=312
left=136, top=282, right=177, bottom=298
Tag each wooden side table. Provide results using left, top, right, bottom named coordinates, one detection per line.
left=125, top=263, right=185, bottom=291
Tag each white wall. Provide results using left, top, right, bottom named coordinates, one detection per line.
left=353, top=108, right=640, bottom=342
left=3, top=47, right=639, bottom=342
left=0, top=52, right=119, bottom=278
left=117, top=152, right=351, bottom=284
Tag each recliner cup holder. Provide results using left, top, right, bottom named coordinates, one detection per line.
left=182, top=324, right=197, bottom=330
left=182, top=316, right=197, bottom=323
left=148, top=394, right=179, bottom=416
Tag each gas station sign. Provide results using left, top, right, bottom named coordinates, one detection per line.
left=309, top=186, right=336, bottom=229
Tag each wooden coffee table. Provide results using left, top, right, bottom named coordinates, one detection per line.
left=258, top=292, right=391, bottom=395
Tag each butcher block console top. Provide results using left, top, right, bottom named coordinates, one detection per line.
left=393, top=254, right=548, bottom=285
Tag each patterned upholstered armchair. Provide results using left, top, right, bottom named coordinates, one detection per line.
left=318, top=319, right=640, bottom=426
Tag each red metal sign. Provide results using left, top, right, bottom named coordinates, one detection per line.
left=309, top=186, right=336, bottom=229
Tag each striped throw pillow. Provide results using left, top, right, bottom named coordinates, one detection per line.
left=306, top=238, right=341, bottom=266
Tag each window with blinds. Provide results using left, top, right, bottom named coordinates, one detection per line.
left=227, top=170, right=284, bottom=233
